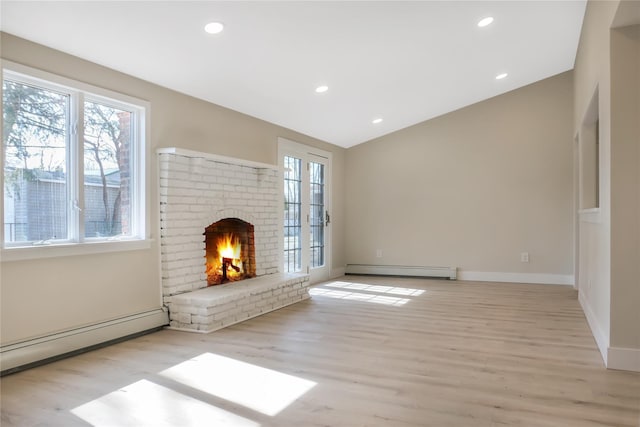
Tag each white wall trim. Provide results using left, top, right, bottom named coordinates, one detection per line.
left=0, top=309, right=168, bottom=373
left=1, top=239, right=152, bottom=262
left=458, top=271, right=574, bottom=285
left=579, top=291, right=608, bottom=366
left=607, top=346, right=640, bottom=372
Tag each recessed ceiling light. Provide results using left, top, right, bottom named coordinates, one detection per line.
left=478, top=17, right=494, bottom=27
left=495, top=73, right=508, bottom=80
left=315, top=85, right=329, bottom=93
left=372, top=118, right=383, bottom=124
left=204, top=22, right=224, bottom=34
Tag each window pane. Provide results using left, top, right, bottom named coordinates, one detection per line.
left=3, top=79, right=69, bottom=243
left=84, top=101, right=132, bottom=238
left=309, top=162, right=324, bottom=268
left=284, top=156, right=301, bottom=272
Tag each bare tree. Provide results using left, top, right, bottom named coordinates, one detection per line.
left=84, top=101, right=129, bottom=235
left=3, top=78, right=129, bottom=237
left=3, top=80, right=67, bottom=195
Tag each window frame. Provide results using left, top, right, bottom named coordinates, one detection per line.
left=1, top=61, right=150, bottom=261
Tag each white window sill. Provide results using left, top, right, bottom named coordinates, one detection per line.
left=578, top=208, right=601, bottom=223
left=0, top=239, right=153, bottom=262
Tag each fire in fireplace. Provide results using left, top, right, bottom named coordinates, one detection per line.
left=204, top=218, right=256, bottom=286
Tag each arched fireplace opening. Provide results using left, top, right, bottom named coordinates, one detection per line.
left=204, top=218, right=256, bottom=286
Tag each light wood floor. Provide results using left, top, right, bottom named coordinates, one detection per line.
left=1, top=276, right=639, bottom=426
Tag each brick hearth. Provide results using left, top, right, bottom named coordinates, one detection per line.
left=168, top=272, right=309, bottom=332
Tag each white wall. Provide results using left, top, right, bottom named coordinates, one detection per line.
left=345, top=72, right=574, bottom=285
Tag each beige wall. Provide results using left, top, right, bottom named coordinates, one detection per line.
left=345, top=72, right=574, bottom=279
left=609, top=24, right=640, bottom=350
left=574, top=0, right=640, bottom=369
left=0, top=33, right=346, bottom=345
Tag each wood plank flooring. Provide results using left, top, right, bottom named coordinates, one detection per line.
left=1, top=276, right=639, bottom=426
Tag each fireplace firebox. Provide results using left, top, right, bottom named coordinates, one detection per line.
left=204, top=218, right=256, bottom=286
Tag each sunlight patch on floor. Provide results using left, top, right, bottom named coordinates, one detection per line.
left=309, top=287, right=410, bottom=306
left=309, top=280, right=427, bottom=306
left=160, top=353, right=316, bottom=417
left=71, top=379, right=259, bottom=427
left=321, top=281, right=426, bottom=296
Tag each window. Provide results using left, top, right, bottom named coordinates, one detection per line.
left=2, top=63, right=148, bottom=257
left=309, top=161, right=325, bottom=268
left=283, top=155, right=302, bottom=272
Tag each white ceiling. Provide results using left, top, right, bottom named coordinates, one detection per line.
left=0, top=1, right=587, bottom=148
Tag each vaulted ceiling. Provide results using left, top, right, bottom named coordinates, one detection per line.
left=0, top=1, right=587, bottom=148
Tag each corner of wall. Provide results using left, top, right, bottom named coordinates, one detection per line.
left=579, top=291, right=609, bottom=366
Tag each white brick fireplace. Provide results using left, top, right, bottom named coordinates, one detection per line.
left=158, top=148, right=310, bottom=332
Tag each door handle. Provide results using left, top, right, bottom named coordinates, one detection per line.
left=325, top=210, right=331, bottom=226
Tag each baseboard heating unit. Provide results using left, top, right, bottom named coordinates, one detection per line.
left=345, top=264, right=457, bottom=280
left=0, top=308, right=169, bottom=375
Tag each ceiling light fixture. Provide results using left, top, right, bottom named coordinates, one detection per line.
left=495, top=73, right=508, bottom=80
left=204, top=22, right=224, bottom=34
left=372, top=118, right=383, bottom=124
left=315, top=85, right=329, bottom=93
left=477, top=17, right=494, bottom=27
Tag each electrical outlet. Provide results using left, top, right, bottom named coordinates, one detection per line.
left=376, top=249, right=383, bottom=258
left=520, top=252, right=529, bottom=263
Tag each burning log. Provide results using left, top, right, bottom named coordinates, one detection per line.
left=221, top=257, right=241, bottom=282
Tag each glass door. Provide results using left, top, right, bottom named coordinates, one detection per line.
left=280, top=139, right=331, bottom=283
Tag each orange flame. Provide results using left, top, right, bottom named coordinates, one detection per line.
left=210, top=234, right=243, bottom=282
left=218, top=234, right=241, bottom=260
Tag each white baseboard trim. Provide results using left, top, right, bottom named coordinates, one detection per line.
left=457, top=271, right=574, bottom=286
left=0, top=308, right=169, bottom=373
left=607, top=346, right=640, bottom=372
left=579, top=292, right=608, bottom=366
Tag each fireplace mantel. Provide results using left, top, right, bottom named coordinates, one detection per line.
left=157, top=147, right=278, bottom=171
